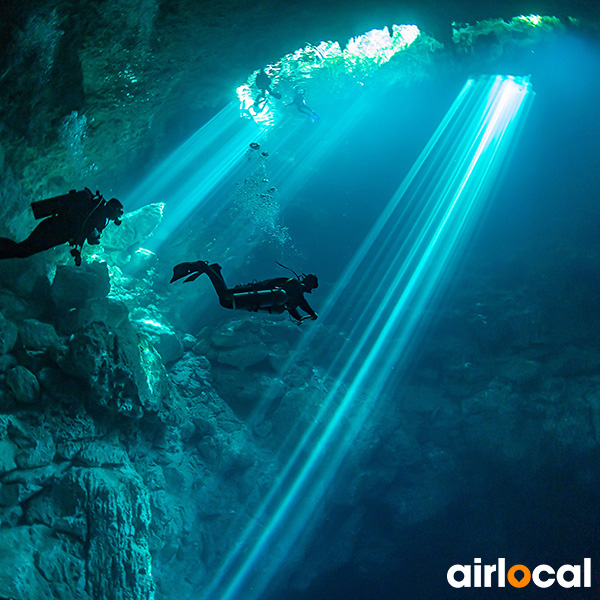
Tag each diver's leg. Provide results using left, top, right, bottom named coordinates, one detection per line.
left=171, top=260, right=215, bottom=283
left=3, top=218, right=68, bottom=258
left=0, top=238, right=18, bottom=258
left=203, top=264, right=235, bottom=308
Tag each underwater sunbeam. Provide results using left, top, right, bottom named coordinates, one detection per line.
left=201, top=75, right=534, bottom=600
left=126, top=102, right=262, bottom=251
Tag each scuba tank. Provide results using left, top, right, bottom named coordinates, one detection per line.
left=30, top=188, right=94, bottom=220
left=231, top=287, right=288, bottom=313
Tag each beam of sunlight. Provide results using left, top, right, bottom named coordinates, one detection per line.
left=201, top=75, right=534, bottom=600
left=126, top=102, right=262, bottom=251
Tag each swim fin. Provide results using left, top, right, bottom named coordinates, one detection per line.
left=170, top=262, right=194, bottom=283
left=183, top=271, right=203, bottom=283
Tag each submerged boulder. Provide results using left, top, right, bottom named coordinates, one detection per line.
left=131, top=313, right=183, bottom=365
left=5, top=366, right=40, bottom=404
left=0, top=313, right=18, bottom=354
left=59, top=320, right=169, bottom=418
left=51, top=261, right=111, bottom=308
left=18, top=319, right=61, bottom=353
left=0, top=525, right=89, bottom=600
left=101, top=203, right=164, bottom=256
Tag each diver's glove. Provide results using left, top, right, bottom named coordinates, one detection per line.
left=70, top=248, right=82, bottom=267
left=87, top=228, right=101, bottom=245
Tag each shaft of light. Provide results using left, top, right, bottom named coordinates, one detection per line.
left=125, top=102, right=262, bottom=251
left=202, top=75, right=534, bottom=600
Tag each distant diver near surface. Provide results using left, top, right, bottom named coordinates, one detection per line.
left=170, top=260, right=319, bottom=323
left=0, top=188, right=123, bottom=266
left=285, top=87, right=319, bottom=122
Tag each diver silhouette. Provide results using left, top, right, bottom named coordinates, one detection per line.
left=253, top=68, right=282, bottom=112
left=170, top=261, right=319, bottom=323
left=0, top=188, right=123, bottom=266
left=285, top=88, right=319, bottom=122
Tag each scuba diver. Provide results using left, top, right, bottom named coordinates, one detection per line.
left=252, top=68, right=282, bottom=112
left=285, top=88, right=319, bottom=122
left=170, top=261, right=319, bottom=323
left=0, top=188, right=123, bottom=266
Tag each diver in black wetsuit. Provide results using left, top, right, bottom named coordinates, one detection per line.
left=0, top=189, right=123, bottom=266
left=170, top=261, right=319, bottom=323
left=253, top=68, right=282, bottom=112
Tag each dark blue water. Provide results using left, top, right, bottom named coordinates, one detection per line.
left=270, top=30, right=600, bottom=600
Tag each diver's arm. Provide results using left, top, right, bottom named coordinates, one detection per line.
left=297, top=296, right=318, bottom=320
left=287, top=306, right=303, bottom=322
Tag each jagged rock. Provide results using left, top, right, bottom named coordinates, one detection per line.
left=18, top=319, right=61, bottom=352
left=37, top=367, right=89, bottom=404
left=25, top=466, right=154, bottom=599
left=14, top=427, right=55, bottom=469
left=210, top=319, right=264, bottom=348
left=270, top=386, right=333, bottom=446
left=216, top=342, right=270, bottom=370
left=121, top=247, right=159, bottom=275
left=0, top=289, right=30, bottom=320
left=265, top=340, right=291, bottom=370
left=182, top=333, right=197, bottom=350
left=0, top=353, right=17, bottom=372
left=546, top=346, right=600, bottom=378
left=51, top=261, right=111, bottom=308
left=131, top=314, right=183, bottom=364
left=71, top=440, right=130, bottom=468
left=0, top=312, right=18, bottom=354
left=3, top=463, right=62, bottom=488
left=6, top=418, right=35, bottom=449
left=69, top=298, right=130, bottom=331
left=0, top=525, right=89, bottom=600
left=0, top=439, right=17, bottom=473
left=168, top=353, right=211, bottom=398
left=499, top=357, right=541, bottom=387
left=6, top=365, right=40, bottom=404
left=102, top=203, right=164, bottom=254
left=0, top=481, right=43, bottom=505
left=82, top=467, right=155, bottom=599
left=0, top=504, right=22, bottom=528
left=59, top=321, right=169, bottom=417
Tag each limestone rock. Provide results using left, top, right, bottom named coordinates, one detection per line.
left=210, top=319, right=263, bottom=348
left=102, top=203, right=164, bottom=253
left=60, top=321, right=169, bottom=417
left=131, top=313, right=183, bottom=364
left=0, top=353, right=17, bottom=372
left=0, top=439, right=17, bottom=474
left=69, top=298, right=130, bottom=331
left=168, top=353, right=211, bottom=398
left=51, top=261, right=111, bottom=308
left=0, top=525, right=88, bottom=600
left=0, top=312, right=18, bottom=354
left=25, top=466, right=154, bottom=600
left=6, top=365, right=40, bottom=404
left=18, top=319, right=61, bottom=352
left=14, top=427, right=56, bottom=469
left=121, top=247, right=159, bottom=275
left=216, top=342, right=269, bottom=370
left=37, top=367, right=89, bottom=405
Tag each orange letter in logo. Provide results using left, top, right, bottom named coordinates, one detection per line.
left=507, top=565, right=531, bottom=588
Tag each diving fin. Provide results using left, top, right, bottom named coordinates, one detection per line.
left=183, top=271, right=203, bottom=283
left=170, top=262, right=194, bottom=283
